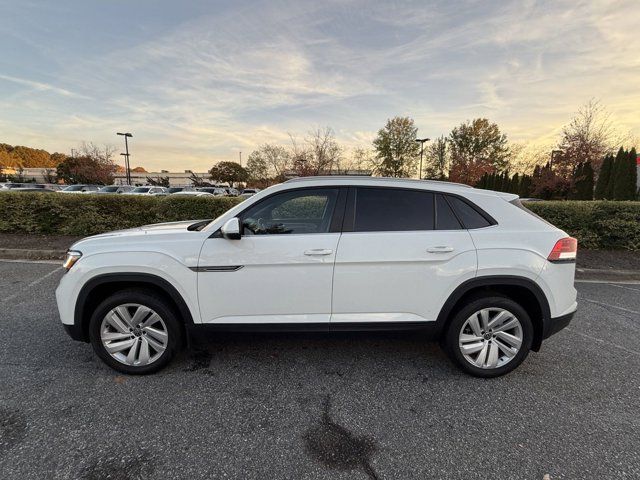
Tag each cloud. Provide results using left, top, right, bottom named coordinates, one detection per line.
left=0, top=74, right=87, bottom=99
left=1, top=0, right=639, bottom=170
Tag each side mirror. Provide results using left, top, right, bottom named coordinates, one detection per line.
left=221, top=217, right=241, bottom=240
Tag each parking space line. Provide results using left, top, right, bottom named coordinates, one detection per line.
left=565, top=327, right=639, bottom=357
left=580, top=298, right=640, bottom=316
left=0, top=266, right=62, bottom=303
left=0, top=259, right=62, bottom=265
left=606, top=283, right=640, bottom=292
left=575, top=279, right=640, bottom=285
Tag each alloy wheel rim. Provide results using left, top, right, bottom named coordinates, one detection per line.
left=458, top=307, right=523, bottom=369
left=100, top=303, right=168, bottom=367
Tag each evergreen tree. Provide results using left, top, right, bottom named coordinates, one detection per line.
left=611, top=147, right=636, bottom=200
left=572, top=162, right=594, bottom=200
left=608, top=148, right=625, bottom=199
left=629, top=148, right=638, bottom=200
left=510, top=173, right=520, bottom=194
left=595, top=154, right=613, bottom=199
left=614, top=148, right=638, bottom=200
left=519, top=175, right=533, bottom=197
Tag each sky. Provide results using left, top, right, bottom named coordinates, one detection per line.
left=1, top=0, right=639, bottom=172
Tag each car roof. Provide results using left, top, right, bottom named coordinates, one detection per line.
left=280, top=176, right=519, bottom=201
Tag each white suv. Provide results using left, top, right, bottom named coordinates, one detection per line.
left=56, top=177, right=577, bottom=377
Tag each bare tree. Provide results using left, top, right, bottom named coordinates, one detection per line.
left=247, top=144, right=291, bottom=180
left=77, top=142, right=117, bottom=163
left=302, top=127, right=342, bottom=176
left=557, top=99, right=617, bottom=172
left=509, top=142, right=553, bottom=175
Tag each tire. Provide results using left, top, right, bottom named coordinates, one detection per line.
left=88, top=289, right=183, bottom=375
left=443, top=295, right=533, bottom=378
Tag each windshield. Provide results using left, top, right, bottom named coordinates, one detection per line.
left=100, top=186, right=119, bottom=192
left=64, top=185, right=85, bottom=191
left=168, top=188, right=183, bottom=193
left=132, top=187, right=150, bottom=193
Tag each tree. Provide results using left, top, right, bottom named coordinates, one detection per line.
left=570, top=162, right=594, bottom=200
left=594, top=154, right=613, bottom=199
left=189, top=172, right=210, bottom=187
left=448, top=118, right=510, bottom=185
left=558, top=99, right=616, bottom=173
left=246, top=144, right=291, bottom=181
left=56, top=155, right=116, bottom=184
left=245, top=154, right=270, bottom=186
left=423, top=136, right=448, bottom=180
left=292, top=127, right=342, bottom=176
left=611, top=148, right=637, bottom=200
left=209, top=161, right=248, bottom=187
left=146, top=176, right=170, bottom=187
left=372, top=116, right=419, bottom=177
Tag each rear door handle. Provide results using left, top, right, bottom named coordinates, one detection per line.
left=304, top=249, right=333, bottom=256
left=426, top=246, right=454, bottom=253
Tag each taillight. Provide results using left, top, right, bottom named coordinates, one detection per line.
left=547, top=237, right=577, bottom=263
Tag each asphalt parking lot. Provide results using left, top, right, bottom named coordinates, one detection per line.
left=0, top=260, right=639, bottom=479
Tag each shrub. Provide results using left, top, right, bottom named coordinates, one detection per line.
left=0, top=193, right=639, bottom=250
left=0, top=192, right=242, bottom=236
left=525, top=201, right=640, bottom=250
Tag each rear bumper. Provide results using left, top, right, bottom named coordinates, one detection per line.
left=542, top=309, right=575, bottom=339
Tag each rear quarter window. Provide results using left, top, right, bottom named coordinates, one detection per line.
left=446, top=195, right=493, bottom=229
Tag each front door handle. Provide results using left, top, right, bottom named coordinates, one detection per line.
left=426, top=246, right=454, bottom=253
left=304, top=249, right=333, bottom=256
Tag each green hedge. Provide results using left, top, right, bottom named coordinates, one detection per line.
left=525, top=201, right=640, bottom=250
left=0, top=193, right=638, bottom=249
left=0, top=192, right=243, bottom=236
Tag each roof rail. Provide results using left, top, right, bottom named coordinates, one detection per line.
left=284, top=176, right=472, bottom=188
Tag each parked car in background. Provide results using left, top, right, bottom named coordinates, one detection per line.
left=6, top=187, right=56, bottom=193
left=171, top=191, right=213, bottom=197
left=125, top=186, right=168, bottom=196
left=2, top=182, right=37, bottom=189
left=240, top=188, right=260, bottom=198
left=96, top=185, right=134, bottom=194
left=59, top=185, right=100, bottom=193
left=57, top=176, right=577, bottom=377
left=225, top=187, right=240, bottom=196
left=197, top=187, right=227, bottom=196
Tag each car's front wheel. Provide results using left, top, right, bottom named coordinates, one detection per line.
left=88, top=290, right=182, bottom=374
left=444, top=295, right=533, bottom=378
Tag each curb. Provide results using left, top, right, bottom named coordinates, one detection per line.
left=0, top=248, right=66, bottom=261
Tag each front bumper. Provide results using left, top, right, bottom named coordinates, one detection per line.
left=542, top=309, right=576, bottom=339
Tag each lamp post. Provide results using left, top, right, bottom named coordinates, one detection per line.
left=117, top=132, right=133, bottom=185
left=415, top=137, right=430, bottom=179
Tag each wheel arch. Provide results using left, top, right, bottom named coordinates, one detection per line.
left=74, top=273, right=194, bottom=343
left=436, top=276, right=551, bottom=351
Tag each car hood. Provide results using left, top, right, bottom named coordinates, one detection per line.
left=71, top=220, right=209, bottom=248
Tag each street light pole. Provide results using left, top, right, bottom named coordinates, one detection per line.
left=415, top=138, right=430, bottom=179
left=117, top=132, right=133, bottom=185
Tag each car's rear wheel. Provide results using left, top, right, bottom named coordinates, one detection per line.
left=88, top=290, right=182, bottom=374
left=444, top=295, right=533, bottom=377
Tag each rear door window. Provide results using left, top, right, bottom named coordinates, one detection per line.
left=353, top=188, right=434, bottom=232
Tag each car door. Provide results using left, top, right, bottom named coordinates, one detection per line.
left=197, top=187, right=346, bottom=325
left=331, top=187, right=478, bottom=325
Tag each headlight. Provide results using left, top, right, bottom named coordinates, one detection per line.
left=63, top=250, right=82, bottom=271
